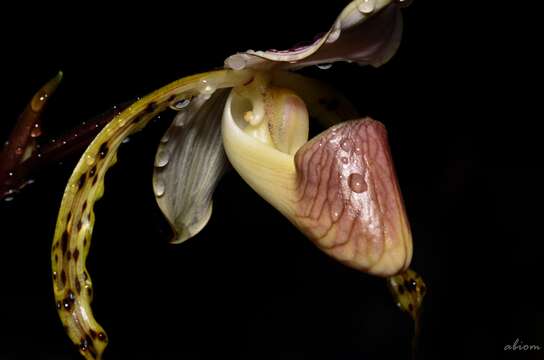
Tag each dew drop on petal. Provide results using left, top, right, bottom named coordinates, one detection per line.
left=340, top=139, right=352, bottom=152
left=317, top=63, right=333, bottom=70
left=85, top=155, right=96, bottom=166
left=358, top=0, right=375, bottom=14
left=154, top=178, right=166, bottom=197
left=30, top=125, right=42, bottom=138
left=170, top=98, right=190, bottom=110
left=348, top=173, right=367, bottom=193
left=122, top=137, right=130, bottom=144
left=155, top=150, right=169, bottom=167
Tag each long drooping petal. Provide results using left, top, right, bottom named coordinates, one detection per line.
left=225, top=0, right=408, bottom=71
left=153, top=89, right=230, bottom=244
left=51, top=70, right=252, bottom=360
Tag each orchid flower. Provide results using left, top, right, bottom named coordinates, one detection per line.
left=50, top=1, right=425, bottom=358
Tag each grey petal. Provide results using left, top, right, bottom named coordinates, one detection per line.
left=153, top=89, right=229, bottom=244
left=225, top=1, right=406, bottom=71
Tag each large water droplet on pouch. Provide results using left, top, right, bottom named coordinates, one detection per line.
left=155, top=150, right=169, bottom=167
left=154, top=178, right=166, bottom=197
left=317, top=63, right=333, bottom=70
left=348, top=173, right=367, bottom=193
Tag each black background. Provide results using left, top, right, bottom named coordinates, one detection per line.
left=0, top=1, right=541, bottom=359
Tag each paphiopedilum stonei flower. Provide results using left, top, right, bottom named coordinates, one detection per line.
left=46, top=1, right=424, bottom=358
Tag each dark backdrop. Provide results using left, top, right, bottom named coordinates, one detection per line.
left=0, top=1, right=541, bottom=359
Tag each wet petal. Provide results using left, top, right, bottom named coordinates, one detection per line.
left=293, top=118, right=412, bottom=276
left=153, top=89, right=229, bottom=244
left=225, top=0, right=408, bottom=70
left=51, top=69, right=252, bottom=360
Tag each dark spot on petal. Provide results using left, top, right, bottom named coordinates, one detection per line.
left=66, top=251, right=72, bottom=261
left=92, top=175, right=98, bottom=186
left=397, top=284, right=405, bottom=294
left=97, top=332, right=106, bottom=342
left=67, top=212, right=72, bottom=224
left=87, top=287, right=93, bottom=297
left=98, top=143, right=108, bottom=159
left=408, top=303, right=414, bottom=312
left=83, top=272, right=88, bottom=281
left=78, top=174, right=86, bottom=190
left=167, top=94, right=176, bottom=102
left=61, top=271, right=66, bottom=285
left=405, top=279, right=417, bottom=292
left=80, top=337, right=89, bottom=351
left=89, top=329, right=97, bottom=339
left=83, top=239, right=87, bottom=247
left=133, top=115, right=143, bottom=123
left=82, top=201, right=88, bottom=211
left=145, top=101, right=157, bottom=113
left=75, top=280, right=81, bottom=294
left=61, top=231, right=69, bottom=254
left=77, top=221, right=82, bottom=232
left=73, top=249, right=80, bottom=262
left=53, top=272, right=57, bottom=280
left=54, top=254, right=58, bottom=263
left=89, top=166, right=96, bottom=177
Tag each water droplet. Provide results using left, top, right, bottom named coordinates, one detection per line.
left=160, top=133, right=170, bottom=143
left=341, top=157, right=349, bottom=164
left=122, top=137, right=130, bottom=144
left=327, top=27, right=341, bottom=43
left=226, top=54, right=247, bottom=70
left=30, top=124, right=42, bottom=138
left=199, top=79, right=215, bottom=95
left=8, top=172, right=13, bottom=177
left=341, top=139, right=352, bottom=152
left=85, top=155, right=96, bottom=166
left=358, top=0, right=375, bottom=14
left=317, top=63, right=333, bottom=70
left=170, top=98, right=190, bottom=110
left=15, top=146, right=23, bottom=155
left=154, top=178, right=166, bottom=197
left=4, top=196, right=14, bottom=202
left=155, top=150, right=169, bottom=167
left=348, top=173, right=367, bottom=193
